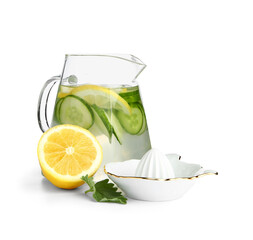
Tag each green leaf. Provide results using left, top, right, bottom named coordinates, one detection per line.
left=81, top=175, right=95, bottom=194
left=81, top=175, right=127, bottom=204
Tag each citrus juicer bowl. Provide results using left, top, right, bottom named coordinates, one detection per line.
left=104, top=154, right=218, bottom=201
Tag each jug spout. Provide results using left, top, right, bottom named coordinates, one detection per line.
left=126, top=54, right=146, bottom=80
left=62, top=54, right=146, bottom=86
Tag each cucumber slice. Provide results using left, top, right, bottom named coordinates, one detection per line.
left=91, top=105, right=113, bottom=142
left=110, top=111, right=124, bottom=145
left=55, top=98, right=64, bottom=122
left=119, top=90, right=141, bottom=103
left=59, top=95, right=94, bottom=129
left=137, top=104, right=147, bottom=135
left=91, top=106, right=123, bottom=144
left=116, top=103, right=143, bottom=135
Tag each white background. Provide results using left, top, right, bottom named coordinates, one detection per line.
left=0, top=0, right=252, bottom=239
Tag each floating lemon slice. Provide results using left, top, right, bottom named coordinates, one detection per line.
left=57, top=85, right=74, bottom=98
left=37, top=124, right=102, bottom=189
left=71, top=85, right=131, bottom=114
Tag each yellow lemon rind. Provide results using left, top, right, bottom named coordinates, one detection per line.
left=37, top=124, right=103, bottom=189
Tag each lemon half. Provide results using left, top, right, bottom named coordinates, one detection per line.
left=37, top=124, right=103, bottom=189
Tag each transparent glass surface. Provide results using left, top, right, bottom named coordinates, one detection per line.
left=44, top=54, right=151, bottom=179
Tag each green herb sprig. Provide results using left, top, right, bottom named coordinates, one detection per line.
left=81, top=175, right=127, bottom=204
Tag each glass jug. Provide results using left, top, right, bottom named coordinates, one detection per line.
left=38, top=54, right=152, bottom=178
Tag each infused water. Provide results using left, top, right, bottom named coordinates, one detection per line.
left=51, top=84, right=151, bottom=179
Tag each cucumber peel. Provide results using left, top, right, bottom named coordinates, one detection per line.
left=55, top=98, right=64, bottom=123
left=116, top=103, right=144, bottom=135
left=110, top=111, right=124, bottom=145
left=119, top=90, right=141, bottom=103
left=91, top=105, right=113, bottom=142
left=137, top=103, right=147, bottom=135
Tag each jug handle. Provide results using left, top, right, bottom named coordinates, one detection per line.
left=37, top=75, right=61, bottom=132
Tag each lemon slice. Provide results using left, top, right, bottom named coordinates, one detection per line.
left=71, top=85, right=131, bottom=114
left=37, top=124, right=103, bottom=189
left=58, top=85, right=74, bottom=98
